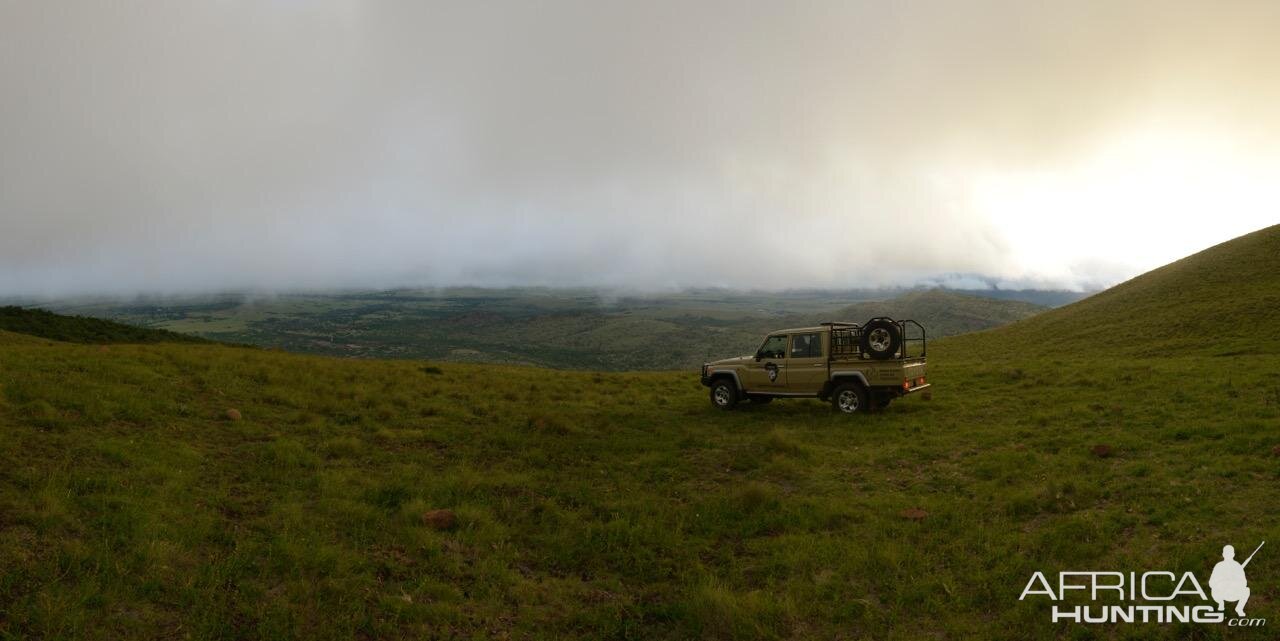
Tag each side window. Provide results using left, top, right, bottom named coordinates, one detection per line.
left=757, top=335, right=787, bottom=359
left=790, top=332, right=822, bottom=358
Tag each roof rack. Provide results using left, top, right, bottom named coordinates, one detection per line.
left=823, top=318, right=928, bottom=360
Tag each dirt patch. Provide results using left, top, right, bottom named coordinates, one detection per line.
left=422, top=509, right=458, bottom=531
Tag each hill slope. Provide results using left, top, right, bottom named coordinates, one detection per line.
left=949, top=224, right=1280, bottom=358
left=0, top=306, right=211, bottom=345
left=1, top=228, right=1278, bottom=640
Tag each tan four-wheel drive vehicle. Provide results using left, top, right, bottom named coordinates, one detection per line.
left=700, top=318, right=929, bottom=414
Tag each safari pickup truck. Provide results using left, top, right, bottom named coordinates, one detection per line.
left=700, top=318, right=929, bottom=413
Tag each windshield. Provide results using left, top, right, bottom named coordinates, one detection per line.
left=757, top=335, right=787, bottom=359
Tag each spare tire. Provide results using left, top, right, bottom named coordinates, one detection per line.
left=860, top=318, right=902, bottom=360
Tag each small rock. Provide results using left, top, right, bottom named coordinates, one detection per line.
left=422, top=509, right=457, bottom=531
left=225, top=408, right=242, bottom=421
left=1091, top=444, right=1112, bottom=458
left=98, top=345, right=110, bottom=353
left=900, top=508, right=928, bottom=521
left=1271, top=445, right=1280, bottom=457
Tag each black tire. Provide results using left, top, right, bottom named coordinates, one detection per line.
left=860, top=318, right=902, bottom=360
left=748, top=395, right=774, bottom=405
left=709, top=378, right=739, bottom=410
left=831, top=382, right=868, bottom=414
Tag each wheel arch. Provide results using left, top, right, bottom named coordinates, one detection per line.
left=825, top=371, right=869, bottom=394
left=707, top=370, right=743, bottom=391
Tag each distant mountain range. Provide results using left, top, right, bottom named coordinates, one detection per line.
left=17, top=286, right=1059, bottom=370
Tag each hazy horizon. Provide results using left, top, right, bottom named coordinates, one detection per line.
left=4, top=281, right=1091, bottom=310
left=4, top=2, right=1279, bottom=297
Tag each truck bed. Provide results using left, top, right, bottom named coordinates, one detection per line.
left=830, top=355, right=927, bottom=391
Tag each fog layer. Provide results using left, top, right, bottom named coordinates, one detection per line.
left=3, top=1, right=1278, bottom=296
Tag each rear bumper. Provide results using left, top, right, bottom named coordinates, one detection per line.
left=901, top=382, right=931, bottom=395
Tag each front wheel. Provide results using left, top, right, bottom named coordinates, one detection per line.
left=710, top=379, right=739, bottom=410
left=831, top=383, right=867, bottom=414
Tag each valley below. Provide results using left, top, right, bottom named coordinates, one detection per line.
left=32, top=287, right=1065, bottom=371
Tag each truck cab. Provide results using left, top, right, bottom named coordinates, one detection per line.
left=700, top=318, right=929, bottom=413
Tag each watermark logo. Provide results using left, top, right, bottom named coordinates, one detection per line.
left=1210, top=543, right=1257, bottom=617
left=1019, top=541, right=1265, bottom=627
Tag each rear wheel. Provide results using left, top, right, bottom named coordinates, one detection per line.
left=831, top=382, right=867, bottom=414
left=710, top=379, right=739, bottom=410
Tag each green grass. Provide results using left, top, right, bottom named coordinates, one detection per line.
left=1, top=226, right=1278, bottom=639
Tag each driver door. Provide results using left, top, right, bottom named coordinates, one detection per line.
left=743, top=334, right=788, bottom=392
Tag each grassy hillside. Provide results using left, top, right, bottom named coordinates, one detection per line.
left=0, top=306, right=211, bottom=346
left=1, top=227, right=1278, bottom=639
left=955, top=224, right=1280, bottom=358
left=38, top=289, right=1044, bottom=370
left=0, top=329, right=57, bottom=346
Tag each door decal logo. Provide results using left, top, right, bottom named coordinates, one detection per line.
left=766, top=363, right=778, bottom=382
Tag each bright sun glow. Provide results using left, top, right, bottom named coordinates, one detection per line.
left=972, top=128, right=1280, bottom=288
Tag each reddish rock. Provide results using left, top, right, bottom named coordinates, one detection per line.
left=1091, top=444, right=1112, bottom=458
left=422, top=509, right=458, bottom=531
left=1271, top=445, right=1280, bottom=457
left=900, top=508, right=928, bottom=521
left=225, top=408, right=242, bottom=421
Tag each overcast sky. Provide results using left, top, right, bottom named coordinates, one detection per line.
left=3, top=1, right=1278, bottom=297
